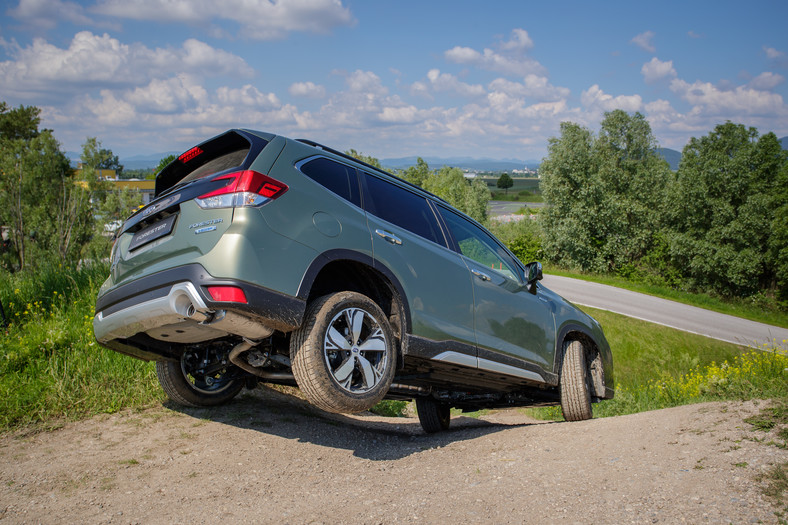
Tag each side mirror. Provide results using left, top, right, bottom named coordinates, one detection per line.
left=525, top=261, right=542, bottom=294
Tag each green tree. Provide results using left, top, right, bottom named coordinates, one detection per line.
left=665, top=123, right=788, bottom=298
left=401, top=157, right=431, bottom=187
left=0, top=103, right=78, bottom=270
left=422, top=166, right=489, bottom=223
left=771, top=160, right=788, bottom=301
left=0, top=102, right=40, bottom=141
left=540, top=111, right=672, bottom=273
left=496, top=172, right=514, bottom=194
left=154, top=154, right=177, bottom=178
left=345, top=149, right=382, bottom=169
left=78, top=138, right=141, bottom=261
left=81, top=137, right=124, bottom=178
left=539, top=122, right=600, bottom=270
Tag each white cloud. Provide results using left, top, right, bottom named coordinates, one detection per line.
left=500, top=28, right=534, bottom=51
left=378, top=105, right=421, bottom=124
left=92, top=0, right=355, bottom=40
left=0, top=31, right=253, bottom=98
left=445, top=46, right=546, bottom=77
left=641, top=57, right=677, bottom=84
left=581, top=85, right=643, bottom=113
left=444, top=28, right=546, bottom=77
left=425, top=69, right=485, bottom=97
left=126, top=76, right=207, bottom=113
left=289, top=81, right=326, bottom=98
left=84, top=89, right=137, bottom=126
left=670, top=78, right=785, bottom=115
left=747, top=72, right=784, bottom=91
left=345, top=70, right=387, bottom=96
left=630, top=31, right=656, bottom=53
left=488, top=75, right=570, bottom=102
left=216, top=84, right=280, bottom=109
left=8, top=0, right=96, bottom=29
left=764, top=46, right=785, bottom=60
left=763, top=46, right=788, bottom=68
left=444, top=46, right=480, bottom=63
left=409, top=80, right=431, bottom=99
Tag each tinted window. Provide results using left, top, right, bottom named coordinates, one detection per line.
left=438, top=207, right=520, bottom=281
left=300, top=157, right=361, bottom=207
left=364, top=174, right=443, bottom=245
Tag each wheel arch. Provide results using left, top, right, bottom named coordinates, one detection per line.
left=297, top=249, right=411, bottom=367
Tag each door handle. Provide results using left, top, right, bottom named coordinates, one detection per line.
left=471, top=269, right=491, bottom=281
left=375, top=229, right=402, bottom=245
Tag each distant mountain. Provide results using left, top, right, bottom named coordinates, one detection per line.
left=780, top=136, right=788, bottom=150
left=65, top=151, right=179, bottom=170
left=120, top=152, right=180, bottom=170
left=381, top=156, right=540, bottom=172
left=657, top=148, right=682, bottom=170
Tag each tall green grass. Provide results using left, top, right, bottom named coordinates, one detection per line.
left=0, top=263, right=162, bottom=429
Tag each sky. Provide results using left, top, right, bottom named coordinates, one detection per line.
left=1, top=0, right=787, bottom=162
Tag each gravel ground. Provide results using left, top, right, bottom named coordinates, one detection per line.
left=1, top=386, right=786, bottom=524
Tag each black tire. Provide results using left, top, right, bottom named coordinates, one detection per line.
left=416, top=397, right=451, bottom=433
left=559, top=340, right=593, bottom=421
left=156, top=349, right=244, bottom=407
left=290, top=291, right=396, bottom=414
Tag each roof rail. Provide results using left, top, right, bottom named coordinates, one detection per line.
left=295, top=138, right=441, bottom=198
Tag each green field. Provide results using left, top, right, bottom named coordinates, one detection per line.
left=479, top=176, right=543, bottom=202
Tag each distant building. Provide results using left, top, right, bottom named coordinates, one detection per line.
left=73, top=166, right=156, bottom=205
left=112, top=179, right=156, bottom=204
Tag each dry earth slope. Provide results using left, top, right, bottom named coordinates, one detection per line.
left=1, top=386, right=787, bottom=524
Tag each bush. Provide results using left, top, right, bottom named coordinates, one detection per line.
left=488, top=219, right=544, bottom=264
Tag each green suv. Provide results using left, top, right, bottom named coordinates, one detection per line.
left=93, top=129, right=613, bottom=432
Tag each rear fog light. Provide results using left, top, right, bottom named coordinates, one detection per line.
left=207, top=286, right=248, bottom=303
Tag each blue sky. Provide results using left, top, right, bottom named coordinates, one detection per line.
left=1, top=0, right=787, bottom=162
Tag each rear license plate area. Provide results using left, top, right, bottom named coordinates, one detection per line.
left=128, top=214, right=177, bottom=251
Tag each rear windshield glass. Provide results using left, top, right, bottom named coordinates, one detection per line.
left=155, top=131, right=260, bottom=196
left=177, top=148, right=249, bottom=185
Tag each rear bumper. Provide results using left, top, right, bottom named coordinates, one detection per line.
left=94, top=264, right=306, bottom=360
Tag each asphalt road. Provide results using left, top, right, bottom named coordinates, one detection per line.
left=541, top=274, right=788, bottom=349
left=488, top=200, right=544, bottom=216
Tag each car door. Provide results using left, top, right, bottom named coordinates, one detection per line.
left=436, top=205, right=556, bottom=373
left=360, top=172, right=476, bottom=357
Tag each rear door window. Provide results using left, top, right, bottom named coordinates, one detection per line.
left=363, top=173, right=445, bottom=246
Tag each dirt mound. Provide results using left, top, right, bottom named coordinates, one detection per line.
left=1, top=387, right=785, bottom=524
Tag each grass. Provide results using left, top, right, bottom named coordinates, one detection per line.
left=759, top=462, right=788, bottom=521
left=544, top=265, right=788, bottom=329
left=0, top=263, right=163, bottom=430
left=489, top=190, right=544, bottom=203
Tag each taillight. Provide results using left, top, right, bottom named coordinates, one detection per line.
left=195, top=170, right=288, bottom=209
